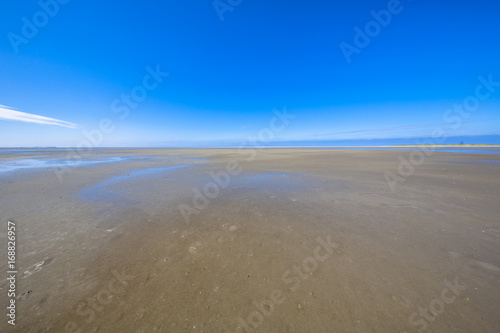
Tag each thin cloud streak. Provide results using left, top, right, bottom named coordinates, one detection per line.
left=313, top=122, right=453, bottom=138
left=311, top=118, right=500, bottom=140
left=0, top=105, right=77, bottom=129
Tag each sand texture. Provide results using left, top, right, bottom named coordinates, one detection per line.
left=1, top=148, right=499, bottom=332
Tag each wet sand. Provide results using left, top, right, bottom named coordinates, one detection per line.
left=1, top=148, right=499, bottom=332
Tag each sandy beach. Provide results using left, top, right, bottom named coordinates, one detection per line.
left=1, top=148, right=499, bottom=332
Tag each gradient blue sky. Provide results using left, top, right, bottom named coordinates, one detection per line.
left=1, top=0, right=499, bottom=147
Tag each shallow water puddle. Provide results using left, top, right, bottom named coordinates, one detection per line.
left=0, top=156, right=149, bottom=174
left=79, top=164, right=192, bottom=203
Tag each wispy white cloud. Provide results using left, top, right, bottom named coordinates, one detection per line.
left=310, top=117, right=500, bottom=140
left=0, top=105, right=77, bottom=129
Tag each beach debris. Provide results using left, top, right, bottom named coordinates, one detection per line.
left=189, top=246, right=197, bottom=254
left=17, top=290, right=33, bottom=299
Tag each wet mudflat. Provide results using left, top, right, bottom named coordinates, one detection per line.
left=0, top=148, right=499, bottom=332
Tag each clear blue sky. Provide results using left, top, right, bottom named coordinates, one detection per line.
left=1, top=0, right=499, bottom=147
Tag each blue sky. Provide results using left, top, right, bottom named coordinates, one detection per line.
left=0, top=0, right=499, bottom=147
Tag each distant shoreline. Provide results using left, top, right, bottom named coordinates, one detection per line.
left=389, top=144, right=500, bottom=148
left=1, top=145, right=500, bottom=149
